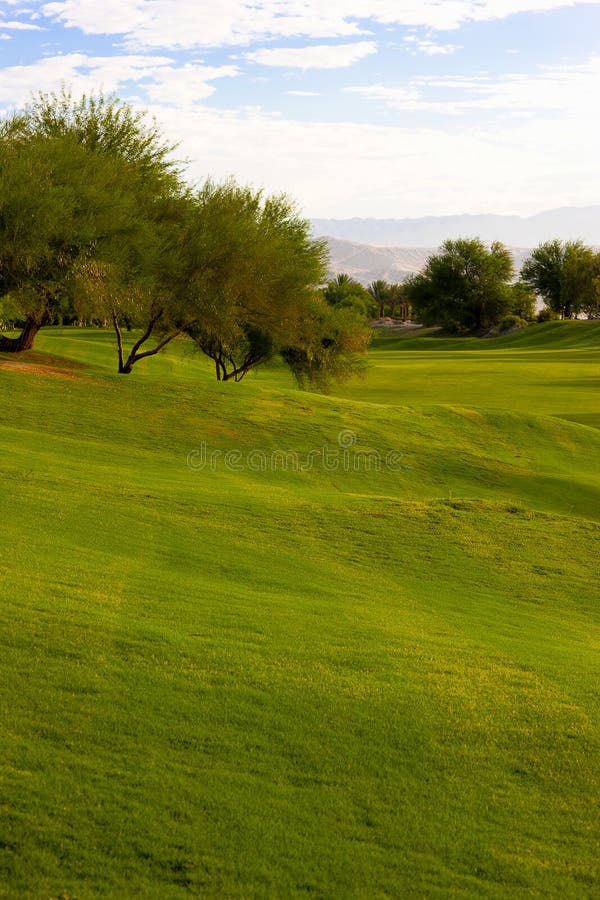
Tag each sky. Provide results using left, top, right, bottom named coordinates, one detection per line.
left=1, top=0, right=600, bottom=219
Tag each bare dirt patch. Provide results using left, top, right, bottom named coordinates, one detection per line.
left=0, top=352, right=98, bottom=383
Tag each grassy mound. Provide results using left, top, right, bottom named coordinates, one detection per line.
left=1, top=327, right=598, bottom=897
left=339, top=321, right=600, bottom=428
left=372, top=319, right=600, bottom=351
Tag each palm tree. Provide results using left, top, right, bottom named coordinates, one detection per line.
left=388, top=283, right=410, bottom=320
left=368, top=279, right=390, bottom=318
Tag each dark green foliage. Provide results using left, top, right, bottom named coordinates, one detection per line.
left=508, top=281, right=537, bottom=321
left=367, top=279, right=391, bottom=318
left=363, top=280, right=410, bottom=319
left=1, top=91, right=369, bottom=385
left=537, top=306, right=560, bottom=322
left=498, top=314, right=528, bottom=332
left=281, top=298, right=371, bottom=390
left=0, top=91, right=183, bottom=356
left=387, top=282, right=411, bottom=319
left=521, top=240, right=600, bottom=319
left=404, top=238, right=514, bottom=331
left=0, top=291, right=21, bottom=330
left=323, top=274, right=375, bottom=319
left=183, top=184, right=370, bottom=386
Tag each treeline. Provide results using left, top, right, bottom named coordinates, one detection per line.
left=321, top=274, right=410, bottom=321
left=403, top=238, right=600, bottom=333
left=0, top=91, right=370, bottom=388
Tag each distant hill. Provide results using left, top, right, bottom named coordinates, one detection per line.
left=313, top=206, right=600, bottom=249
left=325, top=237, right=532, bottom=285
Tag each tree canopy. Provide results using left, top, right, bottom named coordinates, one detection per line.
left=281, top=298, right=371, bottom=391
left=404, top=238, right=515, bottom=332
left=1, top=90, right=371, bottom=388
left=0, top=91, right=182, bottom=355
left=184, top=182, right=331, bottom=382
left=322, top=274, right=375, bottom=320
left=521, top=240, right=600, bottom=319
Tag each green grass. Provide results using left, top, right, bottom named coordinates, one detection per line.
left=0, top=323, right=599, bottom=898
left=372, top=320, right=600, bottom=350
left=335, top=321, right=600, bottom=428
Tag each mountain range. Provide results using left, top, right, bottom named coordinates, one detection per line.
left=312, top=205, right=600, bottom=249
left=324, top=238, right=532, bottom=286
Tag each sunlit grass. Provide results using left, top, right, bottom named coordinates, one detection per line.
left=0, top=323, right=598, bottom=897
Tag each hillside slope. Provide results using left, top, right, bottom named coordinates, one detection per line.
left=325, top=237, right=532, bottom=285
left=313, top=205, right=600, bottom=247
left=0, top=328, right=598, bottom=898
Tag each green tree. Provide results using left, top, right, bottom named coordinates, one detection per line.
left=0, top=131, right=146, bottom=352
left=404, top=238, right=514, bottom=331
left=387, top=283, right=410, bottom=320
left=184, top=181, right=346, bottom=383
left=0, top=90, right=182, bottom=356
left=508, top=281, right=537, bottom=321
left=183, top=183, right=320, bottom=381
left=14, top=89, right=179, bottom=183
left=367, top=280, right=391, bottom=318
left=521, top=240, right=598, bottom=319
left=71, top=191, right=198, bottom=374
left=281, top=299, right=371, bottom=391
left=584, top=254, right=600, bottom=319
left=1, top=91, right=370, bottom=384
left=323, top=274, right=375, bottom=319
left=180, top=181, right=370, bottom=388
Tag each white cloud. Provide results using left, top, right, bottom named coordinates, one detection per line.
left=0, top=53, right=237, bottom=108
left=346, top=54, right=600, bottom=117
left=406, top=39, right=461, bottom=55
left=145, top=99, right=599, bottom=217
left=347, top=83, right=424, bottom=110
left=246, top=41, right=377, bottom=69
left=2, top=4, right=599, bottom=217
left=41, top=1, right=366, bottom=49
left=40, top=1, right=600, bottom=49
left=0, top=18, right=42, bottom=28
left=143, top=64, right=238, bottom=105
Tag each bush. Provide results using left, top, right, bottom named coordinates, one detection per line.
left=537, top=307, right=560, bottom=322
left=499, top=314, right=528, bottom=332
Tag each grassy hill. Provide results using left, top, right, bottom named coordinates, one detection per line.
left=340, top=321, right=600, bottom=428
left=0, top=324, right=598, bottom=898
left=372, top=320, right=600, bottom=351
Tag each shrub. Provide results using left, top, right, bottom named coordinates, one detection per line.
left=499, top=314, right=528, bottom=332
left=537, top=307, right=560, bottom=322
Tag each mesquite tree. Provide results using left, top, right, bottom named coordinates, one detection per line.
left=0, top=90, right=181, bottom=356
left=1, top=91, right=371, bottom=387
left=521, top=240, right=600, bottom=319
left=0, top=131, right=143, bottom=351
left=404, top=238, right=514, bottom=331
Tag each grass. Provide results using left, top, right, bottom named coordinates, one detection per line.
left=0, top=323, right=599, bottom=898
left=335, top=321, right=600, bottom=428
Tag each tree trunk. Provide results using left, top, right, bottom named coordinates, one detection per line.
left=0, top=317, right=42, bottom=353
left=117, top=329, right=180, bottom=374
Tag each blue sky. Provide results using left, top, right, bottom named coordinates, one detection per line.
left=1, top=1, right=599, bottom=218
